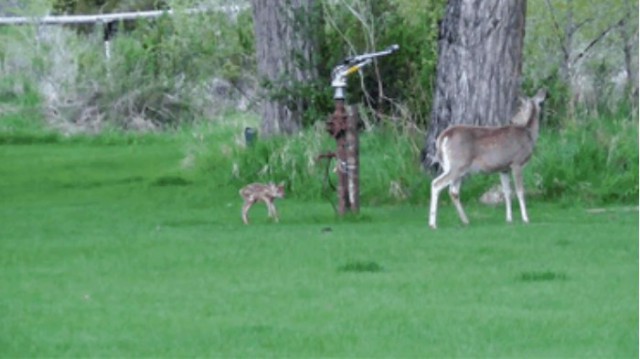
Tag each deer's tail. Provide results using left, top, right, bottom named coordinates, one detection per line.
left=434, top=134, right=446, bottom=165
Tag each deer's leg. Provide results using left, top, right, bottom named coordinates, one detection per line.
left=429, top=171, right=454, bottom=229
left=512, top=166, right=529, bottom=223
left=499, top=172, right=513, bottom=222
left=449, top=178, right=469, bottom=225
left=242, top=200, right=254, bottom=225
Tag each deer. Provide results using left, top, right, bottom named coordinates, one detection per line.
left=239, top=182, right=285, bottom=225
left=428, top=89, right=547, bottom=229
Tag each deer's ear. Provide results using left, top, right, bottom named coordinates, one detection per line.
left=533, top=89, right=547, bottom=104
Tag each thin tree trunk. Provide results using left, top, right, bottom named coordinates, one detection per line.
left=563, top=0, right=577, bottom=118
left=251, top=0, right=320, bottom=136
left=620, top=0, right=638, bottom=104
left=423, top=0, right=527, bottom=171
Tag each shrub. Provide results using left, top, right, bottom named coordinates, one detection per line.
left=195, top=109, right=638, bottom=206
left=531, top=114, right=638, bottom=204
left=0, top=5, right=255, bottom=133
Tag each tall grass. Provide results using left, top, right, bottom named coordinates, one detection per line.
left=194, top=112, right=638, bottom=206
left=531, top=113, right=639, bottom=204
left=194, top=116, right=431, bottom=205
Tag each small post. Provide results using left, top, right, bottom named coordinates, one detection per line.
left=101, top=21, right=118, bottom=81
left=326, top=44, right=399, bottom=216
left=327, top=98, right=349, bottom=214
left=346, top=105, right=360, bottom=212
left=244, top=127, right=257, bottom=147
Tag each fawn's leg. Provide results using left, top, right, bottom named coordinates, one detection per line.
left=269, top=200, right=280, bottom=222
left=511, top=166, right=529, bottom=223
left=266, top=199, right=279, bottom=223
left=499, top=172, right=513, bottom=222
left=242, top=200, right=254, bottom=225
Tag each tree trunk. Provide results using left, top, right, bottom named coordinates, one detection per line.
left=251, top=0, right=320, bottom=136
left=423, top=0, right=527, bottom=171
left=563, top=0, right=577, bottom=118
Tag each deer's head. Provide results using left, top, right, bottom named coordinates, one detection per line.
left=533, top=88, right=547, bottom=106
left=512, top=89, right=547, bottom=126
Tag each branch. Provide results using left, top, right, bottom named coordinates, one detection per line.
left=341, top=0, right=386, bottom=114
left=572, top=17, right=626, bottom=65
left=573, top=17, right=593, bottom=32
left=321, top=2, right=357, bottom=57
left=544, top=0, right=570, bottom=60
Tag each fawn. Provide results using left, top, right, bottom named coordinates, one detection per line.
left=239, top=182, right=285, bottom=224
left=429, top=89, right=547, bottom=229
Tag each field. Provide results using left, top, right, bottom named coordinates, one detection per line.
left=1, top=136, right=638, bottom=357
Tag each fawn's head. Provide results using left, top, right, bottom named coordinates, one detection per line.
left=269, top=182, right=285, bottom=198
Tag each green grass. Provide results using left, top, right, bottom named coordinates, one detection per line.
left=1, top=137, right=638, bottom=358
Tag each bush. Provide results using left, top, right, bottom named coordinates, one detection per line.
left=531, top=114, right=639, bottom=204
left=195, top=110, right=638, bottom=206
left=0, top=5, right=255, bottom=133
left=320, top=0, right=444, bottom=127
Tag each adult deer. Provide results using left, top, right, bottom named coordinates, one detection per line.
left=429, top=89, right=547, bottom=229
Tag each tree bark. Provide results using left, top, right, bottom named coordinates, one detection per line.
left=251, top=0, right=320, bottom=136
left=423, top=0, right=527, bottom=171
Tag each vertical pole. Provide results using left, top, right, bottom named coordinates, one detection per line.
left=346, top=105, right=360, bottom=213
left=331, top=99, right=350, bottom=215
left=102, top=21, right=118, bottom=80
left=104, top=39, right=111, bottom=60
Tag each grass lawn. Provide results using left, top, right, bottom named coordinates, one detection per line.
left=1, top=138, right=637, bottom=357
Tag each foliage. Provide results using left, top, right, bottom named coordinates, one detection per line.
left=531, top=112, right=639, bottom=204
left=524, top=0, right=638, bottom=121
left=0, top=3, right=255, bottom=131
left=320, top=0, right=445, bottom=126
left=3, top=0, right=636, bottom=131
left=189, top=110, right=638, bottom=206
left=52, top=0, right=168, bottom=15
left=194, top=114, right=433, bottom=206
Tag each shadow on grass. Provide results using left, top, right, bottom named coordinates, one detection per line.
left=0, top=132, right=61, bottom=145
left=518, top=271, right=567, bottom=282
left=151, top=176, right=192, bottom=187
left=162, top=219, right=219, bottom=227
left=338, top=260, right=384, bottom=273
left=59, top=176, right=145, bottom=189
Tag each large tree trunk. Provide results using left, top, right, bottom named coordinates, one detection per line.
left=423, top=0, right=527, bottom=171
left=251, top=0, right=320, bottom=136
